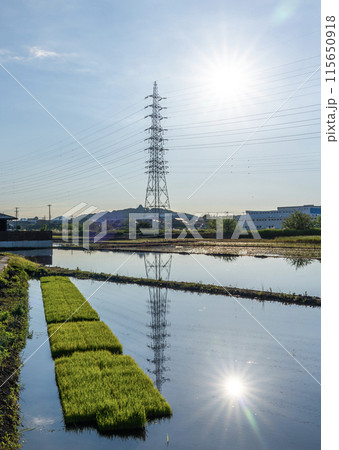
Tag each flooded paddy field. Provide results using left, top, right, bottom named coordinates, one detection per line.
left=51, top=249, right=320, bottom=297
left=20, top=276, right=320, bottom=449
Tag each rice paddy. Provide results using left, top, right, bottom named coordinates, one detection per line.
left=47, top=321, right=123, bottom=358
left=41, top=276, right=99, bottom=323
left=40, top=276, right=172, bottom=432
left=55, top=351, right=172, bottom=431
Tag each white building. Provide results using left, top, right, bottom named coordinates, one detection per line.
left=246, top=205, right=321, bottom=230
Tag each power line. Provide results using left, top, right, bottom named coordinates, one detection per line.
left=163, top=55, right=320, bottom=96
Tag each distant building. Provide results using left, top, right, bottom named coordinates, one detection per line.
left=23, top=216, right=39, bottom=223
left=246, top=205, right=321, bottom=230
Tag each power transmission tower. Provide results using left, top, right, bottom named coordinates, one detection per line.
left=144, top=81, right=170, bottom=212
left=15, top=207, right=19, bottom=219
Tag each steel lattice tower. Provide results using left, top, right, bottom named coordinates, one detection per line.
left=144, top=81, right=170, bottom=212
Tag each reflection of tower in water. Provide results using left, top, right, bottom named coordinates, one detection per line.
left=144, top=254, right=172, bottom=392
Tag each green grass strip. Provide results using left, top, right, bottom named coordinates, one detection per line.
left=48, top=321, right=123, bottom=358
left=41, top=276, right=99, bottom=323
left=0, top=256, right=29, bottom=449
left=40, top=276, right=172, bottom=431
left=28, top=267, right=320, bottom=307
left=55, top=351, right=172, bottom=431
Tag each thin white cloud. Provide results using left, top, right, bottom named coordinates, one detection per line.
left=0, top=46, right=94, bottom=74
left=28, top=46, right=59, bottom=59
left=0, top=46, right=62, bottom=63
left=0, top=49, right=21, bottom=62
left=0, top=48, right=12, bottom=57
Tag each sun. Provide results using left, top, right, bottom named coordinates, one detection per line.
left=193, top=48, right=261, bottom=108
left=206, top=61, right=250, bottom=100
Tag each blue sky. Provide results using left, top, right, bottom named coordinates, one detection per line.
left=0, top=0, right=320, bottom=218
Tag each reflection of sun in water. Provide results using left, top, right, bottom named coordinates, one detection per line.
left=192, top=366, right=265, bottom=447
left=225, top=377, right=245, bottom=398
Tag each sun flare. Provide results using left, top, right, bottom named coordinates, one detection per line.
left=206, top=62, right=250, bottom=100
left=194, top=49, right=261, bottom=108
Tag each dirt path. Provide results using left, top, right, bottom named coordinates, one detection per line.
left=0, top=256, right=9, bottom=273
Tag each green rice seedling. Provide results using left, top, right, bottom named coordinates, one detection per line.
left=40, top=276, right=99, bottom=323
left=54, top=351, right=172, bottom=431
left=47, top=321, right=123, bottom=358
left=40, top=277, right=172, bottom=432
left=96, top=399, right=146, bottom=431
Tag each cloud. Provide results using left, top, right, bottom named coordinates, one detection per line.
left=0, top=48, right=19, bottom=59
left=28, top=46, right=59, bottom=59
left=0, top=46, right=61, bottom=63
left=0, top=46, right=92, bottom=74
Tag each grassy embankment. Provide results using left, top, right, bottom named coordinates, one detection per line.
left=27, top=265, right=320, bottom=307
left=41, top=276, right=172, bottom=431
left=0, top=256, right=33, bottom=449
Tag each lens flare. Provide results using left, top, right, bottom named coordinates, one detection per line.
left=191, top=47, right=263, bottom=112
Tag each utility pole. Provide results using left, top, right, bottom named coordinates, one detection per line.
left=144, top=81, right=170, bottom=212
left=47, top=204, right=51, bottom=221
left=15, top=207, right=19, bottom=219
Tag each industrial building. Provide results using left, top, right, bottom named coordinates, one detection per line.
left=246, top=205, right=321, bottom=230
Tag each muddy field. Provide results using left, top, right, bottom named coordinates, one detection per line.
left=58, top=238, right=321, bottom=259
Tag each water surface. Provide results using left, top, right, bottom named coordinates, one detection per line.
left=20, top=279, right=320, bottom=449
left=51, top=249, right=321, bottom=296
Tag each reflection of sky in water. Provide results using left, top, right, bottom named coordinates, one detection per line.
left=31, top=417, right=55, bottom=427
left=51, top=249, right=321, bottom=296
left=20, top=279, right=320, bottom=449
